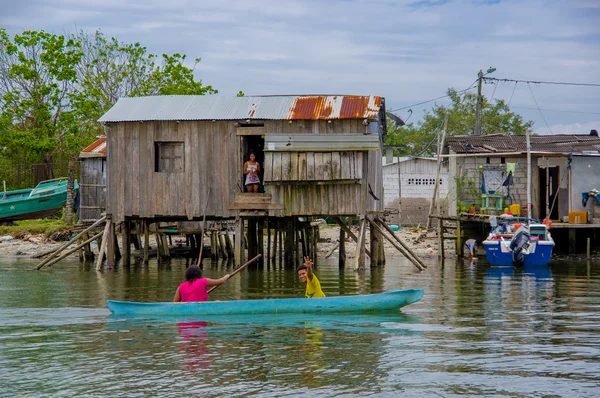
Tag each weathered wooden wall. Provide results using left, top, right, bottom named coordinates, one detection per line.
left=79, top=157, right=106, bottom=222
left=107, top=121, right=239, bottom=223
left=106, top=118, right=384, bottom=222
left=264, top=151, right=363, bottom=182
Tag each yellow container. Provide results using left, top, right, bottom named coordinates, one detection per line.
left=510, top=204, right=521, bottom=217
left=568, top=211, right=587, bottom=224
left=504, top=207, right=509, bottom=214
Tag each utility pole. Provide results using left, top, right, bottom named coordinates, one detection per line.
left=475, top=69, right=483, bottom=135
left=474, top=67, right=496, bottom=136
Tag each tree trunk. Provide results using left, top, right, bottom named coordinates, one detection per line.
left=64, top=153, right=77, bottom=225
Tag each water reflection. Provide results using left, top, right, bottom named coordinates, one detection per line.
left=2, top=256, right=600, bottom=396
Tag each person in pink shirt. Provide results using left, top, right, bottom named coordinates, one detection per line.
left=173, top=266, right=230, bottom=302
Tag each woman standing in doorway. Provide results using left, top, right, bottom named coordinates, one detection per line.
left=244, top=152, right=261, bottom=193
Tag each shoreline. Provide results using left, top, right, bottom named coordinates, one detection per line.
left=0, top=225, right=454, bottom=260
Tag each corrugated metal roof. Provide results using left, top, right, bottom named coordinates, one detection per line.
left=446, top=134, right=600, bottom=154
left=80, top=137, right=107, bottom=158
left=98, top=95, right=383, bottom=123
left=265, top=133, right=380, bottom=152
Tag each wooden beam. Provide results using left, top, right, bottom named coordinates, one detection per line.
left=334, top=216, right=371, bottom=257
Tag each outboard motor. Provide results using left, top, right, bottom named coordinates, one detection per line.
left=510, top=225, right=531, bottom=264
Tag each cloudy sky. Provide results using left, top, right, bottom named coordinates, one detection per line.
left=1, top=0, right=599, bottom=134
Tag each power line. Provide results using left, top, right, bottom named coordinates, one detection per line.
left=508, top=82, right=518, bottom=106
left=389, top=79, right=478, bottom=112
left=484, top=77, right=600, bottom=87
left=528, top=83, right=553, bottom=134
left=511, top=106, right=600, bottom=115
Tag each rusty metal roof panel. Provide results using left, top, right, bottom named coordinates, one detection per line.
left=446, top=134, right=600, bottom=154
left=98, top=95, right=383, bottom=123
left=80, top=137, right=107, bottom=158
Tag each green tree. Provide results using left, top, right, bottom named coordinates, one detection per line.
left=386, top=88, right=534, bottom=156
left=0, top=29, right=219, bottom=223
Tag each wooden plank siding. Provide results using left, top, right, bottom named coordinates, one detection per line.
left=105, top=118, right=382, bottom=222
left=264, top=150, right=364, bottom=182
left=79, top=157, right=107, bottom=221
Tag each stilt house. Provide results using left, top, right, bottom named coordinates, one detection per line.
left=98, top=95, right=388, bottom=268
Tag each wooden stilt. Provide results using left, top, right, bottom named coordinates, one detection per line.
left=218, top=232, right=228, bottom=259
left=272, top=227, right=278, bottom=265
left=106, top=219, right=116, bottom=267
left=132, top=222, right=142, bottom=250
left=266, top=220, right=271, bottom=269
left=278, top=230, right=284, bottom=268
left=96, top=219, right=113, bottom=270
left=224, top=232, right=234, bottom=258
left=369, top=223, right=381, bottom=268
left=378, top=229, right=386, bottom=266
left=353, top=216, right=367, bottom=271
left=122, top=221, right=131, bottom=266
left=456, top=219, right=463, bottom=258
left=83, top=232, right=94, bottom=261
left=334, top=216, right=372, bottom=257
left=257, top=219, right=264, bottom=268
left=113, top=225, right=121, bottom=262
left=78, top=236, right=84, bottom=262
left=234, top=217, right=244, bottom=266
left=339, top=227, right=346, bottom=269
left=284, top=221, right=293, bottom=268
left=247, top=218, right=258, bottom=266
left=301, top=228, right=308, bottom=258
left=143, top=221, right=150, bottom=264
left=312, top=226, right=318, bottom=268
left=438, top=221, right=445, bottom=259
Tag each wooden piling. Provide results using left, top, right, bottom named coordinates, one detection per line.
left=334, top=216, right=372, bottom=257
left=122, top=221, right=131, bottom=266
left=257, top=219, right=264, bottom=268
left=224, top=232, right=234, bottom=258
left=218, top=232, right=228, bottom=259
left=353, top=216, right=367, bottom=271
left=247, top=218, right=258, bottom=266
left=105, top=218, right=116, bottom=267
left=278, top=230, right=284, bottom=268
left=96, top=219, right=113, bottom=270
left=369, top=223, right=381, bottom=268
left=143, top=220, right=150, bottom=264
left=312, top=226, right=318, bottom=268
left=234, top=217, right=244, bottom=266
left=339, top=227, right=346, bottom=269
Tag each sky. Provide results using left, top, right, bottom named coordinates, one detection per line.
left=1, top=0, right=599, bottom=135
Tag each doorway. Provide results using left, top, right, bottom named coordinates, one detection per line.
left=241, top=135, right=265, bottom=192
left=539, top=166, right=559, bottom=220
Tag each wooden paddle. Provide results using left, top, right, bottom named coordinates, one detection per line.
left=207, top=254, right=261, bottom=294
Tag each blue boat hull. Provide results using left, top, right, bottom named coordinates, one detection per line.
left=483, top=240, right=554, bottom=267
left=107, top=289, right=424, bottom=316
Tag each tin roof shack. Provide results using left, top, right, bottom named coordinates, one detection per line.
left=445, top=134, right=600, bottom=223
left=383, top=157, right=449, bottom=226
left=98, top=95, right=387, bottom=269
left=79, top=137, right=107, bottom=223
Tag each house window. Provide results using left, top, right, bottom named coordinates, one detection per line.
left=155, top=142, right=184, bottom=172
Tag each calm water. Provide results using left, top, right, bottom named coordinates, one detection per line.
left=1, top=254, right=600, bottom=397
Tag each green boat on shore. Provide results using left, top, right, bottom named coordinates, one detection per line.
left=0, top=178, right=78, bottom=222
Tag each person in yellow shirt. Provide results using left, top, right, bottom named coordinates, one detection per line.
left=297, top=256, right=326, bottom=298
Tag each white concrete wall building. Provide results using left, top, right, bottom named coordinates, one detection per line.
left=382, top=157, right=449, bottom=225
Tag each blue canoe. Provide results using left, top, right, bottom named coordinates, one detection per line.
left=107, top=289, right=424, bottom=316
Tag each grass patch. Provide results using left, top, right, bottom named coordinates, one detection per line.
left=0, top=219, right=71, bottom=238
